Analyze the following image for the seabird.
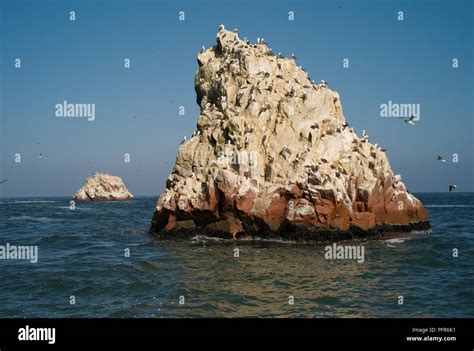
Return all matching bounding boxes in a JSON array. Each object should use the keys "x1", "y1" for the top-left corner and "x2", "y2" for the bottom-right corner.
[
  {"x1": 180, "y1": 136, "x2": 186, "y2": 145},
  {"x1": 0, "y1": 178, "x2": 7, "y2": 184},
  {"x1": 436, "y1": 155, "x2": 446, "y2": 162},
  {"x1": 320, "y1": 80, "x2": 328, "y2": 87},
  {"x1": 404, "y1": 115, "x2": 416, "y2": 125},
  {"x1": 291, "y1": 53, "x2": 297, "y2": 60},
  {"x1": 38, "y1": 153, "x2": 43, "y2": 159},
  {"x1": 448, "y1": 184, "x2": 457, "y2": 192},
  {"x1": 219, "y1": 24, "x2": 225, "y2": 31},
  {"x1": 200, "y1": 46, "x2": 205, "y2": 53},
  {"x1": 361, "y1": 129, "x2": 369, "y2": 142}
]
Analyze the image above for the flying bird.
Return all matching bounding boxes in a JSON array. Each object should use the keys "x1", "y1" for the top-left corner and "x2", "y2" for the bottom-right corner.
[
  {"x1": 436, "y1": 155, "x2": 446, "y2": 162},
  {"x1": 448, "y1": 184, "x2": 457, "y2": 192},
  {"x1": 404, "y1": 115, "x2": 416, "y2": 125},
  {"x1": 0, "y1": 178, "x2": 7, "y2": 184},
  {"x1": 38, "y1": 153, "x2": 43, "y2": 159}
]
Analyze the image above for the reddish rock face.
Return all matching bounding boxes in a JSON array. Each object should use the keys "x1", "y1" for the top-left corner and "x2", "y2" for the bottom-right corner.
[{"x1": 149, "y1": 27, "x2": 429, "y2": 241}]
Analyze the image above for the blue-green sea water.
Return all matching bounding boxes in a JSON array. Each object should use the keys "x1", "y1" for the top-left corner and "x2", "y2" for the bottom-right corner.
[{"x1": 0, "y1": 193, "x2": 472, "y2": 317}]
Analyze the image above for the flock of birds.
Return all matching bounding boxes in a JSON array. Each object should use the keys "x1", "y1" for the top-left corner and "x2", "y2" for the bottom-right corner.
[
  {"x1": 186, "y1": 27, "x2": 460, "y2": 194},
  {"x1": 0, "y1": 26, "x2": 459, "y2": 195},
  {"x1": 402, "y1": 115, "x2": 456, "y2": 191}
]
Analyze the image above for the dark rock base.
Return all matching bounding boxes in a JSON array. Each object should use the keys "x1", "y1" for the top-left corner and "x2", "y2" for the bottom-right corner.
[{"x1": 149, "y1": 221, "x2": 431, "y2": 243}]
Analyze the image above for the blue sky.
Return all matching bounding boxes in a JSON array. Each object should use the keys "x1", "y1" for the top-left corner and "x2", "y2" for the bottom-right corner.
[{"x1": 1, "y1": 0, "x2": 472, "y2": 197}]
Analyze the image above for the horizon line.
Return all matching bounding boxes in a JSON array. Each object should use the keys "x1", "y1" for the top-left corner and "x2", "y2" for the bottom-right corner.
[{"x1": 1, "y1": 192, "x2": 473, "y2": 199}]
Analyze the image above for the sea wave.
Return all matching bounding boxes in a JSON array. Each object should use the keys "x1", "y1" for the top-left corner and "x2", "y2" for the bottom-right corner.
[
  {"x1": 57, "y1": 206, "x2": 92, "y2": 211},
  {"x1": 425, "y1": 205, "x2": 474, "y2": 208},
  {"x1": 8, "y1": 216, "x2": 59, "y2": 222},
  {"x1": 384, "y1": 238, "x2": 405, "y2": 244},
  {"x1": 0, "y1": 200, "x2": 57, "y2": 204}
]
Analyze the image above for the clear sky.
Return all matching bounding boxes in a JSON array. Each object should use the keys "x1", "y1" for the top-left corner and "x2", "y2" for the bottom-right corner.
[{"x1": 1, "y1": 0, "x2": 472, "y2": 197}]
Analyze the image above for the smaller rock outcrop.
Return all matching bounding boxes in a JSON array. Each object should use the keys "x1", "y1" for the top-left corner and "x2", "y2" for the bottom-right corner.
[{"x1": 73, "y1": 173, "x2": 133, "y2": 201}]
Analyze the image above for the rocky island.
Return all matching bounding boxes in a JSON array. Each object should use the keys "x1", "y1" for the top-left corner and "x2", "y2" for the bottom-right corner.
[
  {"x1": 150, "y1": 26, "x2": 429, "y2": 241},
  {"x1": 73, "y1": 173, "x2": 133, "y2": 201}
]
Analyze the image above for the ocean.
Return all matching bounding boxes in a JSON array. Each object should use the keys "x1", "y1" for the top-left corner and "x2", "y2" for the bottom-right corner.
[{"x1": 0, "y1": 193, "x2": 473, "y2": 318}]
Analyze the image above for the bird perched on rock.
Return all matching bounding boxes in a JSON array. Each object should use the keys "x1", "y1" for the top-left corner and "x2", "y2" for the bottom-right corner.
[
  {"x1": 320, "y1": 80, "x2": 328, "y2": 88},
  {"x1": 362, "y1": 129, "x2": 368, "y2": 142},
  {"x1": 291, "y1": 53, "x2": 297, "y2": 61},
  {"x1": 436, "y1": 155, "x2": 446, "y2": 162},
  {"x1": 219, "y1": 24, "x2": 225, "y2": 31},
  {"x1": 180, "y1": 136, "x2": 186, "y2": 145}
]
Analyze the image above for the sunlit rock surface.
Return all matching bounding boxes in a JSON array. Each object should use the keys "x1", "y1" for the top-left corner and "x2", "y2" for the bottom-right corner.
[{"x1": 73, "y1": 173, "x2": 133, "y2": 201}]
